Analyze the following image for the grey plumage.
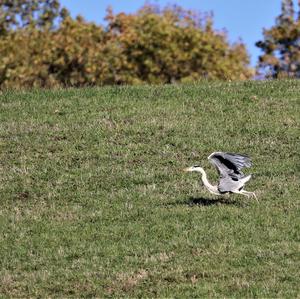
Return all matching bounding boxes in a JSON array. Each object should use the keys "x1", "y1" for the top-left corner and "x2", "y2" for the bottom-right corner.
[
  {"x1": 184, "y1": 152, "x2": 258, "y2": 201},
  {"x1": 208, "y1": 152, "x2": 251, "y2": 193}
]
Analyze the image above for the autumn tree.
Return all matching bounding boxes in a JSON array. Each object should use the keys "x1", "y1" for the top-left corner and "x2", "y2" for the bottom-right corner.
[
  {"x1": 105, "y1": 5, "x2": 253, "y2": 84},
  {"x1": 256, "y1": 0, "x2": 300, "y2": 78},
  {"x1": 0, "y1": 15, "x2": 112, "y2": 88},
  {"x1": 0, "y1": 0, "x2": 70, "y2": 87},
  {"x1": 0, "y1": 2, "x2": 253, "y2": 88},
  {"x1": 0, "y1": 0, "x2": 69, "y2": 35}
]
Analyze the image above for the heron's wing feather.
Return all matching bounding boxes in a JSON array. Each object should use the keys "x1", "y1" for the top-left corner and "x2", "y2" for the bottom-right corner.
[
  {"x1": 208, "y1": 156, "x2": 231, "y2": 178},
  {"x1": 208, "y1": 152, "x2": 252, "y2": 179},
  {"x1": 218, "y1": 176, "x2": 240, "y2": 192}
]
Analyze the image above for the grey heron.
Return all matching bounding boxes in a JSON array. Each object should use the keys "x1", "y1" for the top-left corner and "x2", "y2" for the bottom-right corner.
[{"x1": 184, "y1": 152, "x2": 258, "y2": 201}]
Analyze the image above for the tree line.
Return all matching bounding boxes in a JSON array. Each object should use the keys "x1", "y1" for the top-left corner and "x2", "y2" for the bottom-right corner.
[{"x1": 0, "y1": 0, "x2": 299, "y2": 88}]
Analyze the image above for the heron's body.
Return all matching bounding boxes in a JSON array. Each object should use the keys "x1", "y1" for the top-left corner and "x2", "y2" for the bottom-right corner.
[{"x1": 184, "y1": 152, "x2": 257, "y2": 201}]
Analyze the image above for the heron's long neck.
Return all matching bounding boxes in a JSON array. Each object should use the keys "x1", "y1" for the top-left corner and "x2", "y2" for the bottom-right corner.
[{"x1": 197, "y1": 168, "x2": 218, "y2": 193}]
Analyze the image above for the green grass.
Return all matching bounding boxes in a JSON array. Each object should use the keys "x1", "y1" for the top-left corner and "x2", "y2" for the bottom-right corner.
[{"x1": 0, "y1": 80, "x2": 299, "y2": 298}]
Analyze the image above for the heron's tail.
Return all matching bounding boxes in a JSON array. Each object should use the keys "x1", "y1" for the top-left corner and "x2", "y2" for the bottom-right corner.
[{"x1": 241, "y1": 174, "x2": 252, "y2": 184}]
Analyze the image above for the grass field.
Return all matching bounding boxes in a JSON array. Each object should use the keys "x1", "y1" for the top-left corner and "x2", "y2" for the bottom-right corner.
[{"x1": 0, "y1": 80, "x2": 299, "y2": 298}]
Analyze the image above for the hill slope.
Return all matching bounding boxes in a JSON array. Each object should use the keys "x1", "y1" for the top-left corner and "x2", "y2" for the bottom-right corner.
[{"x1": 0, "y1": 80, "x2": 299, "y2": 297}]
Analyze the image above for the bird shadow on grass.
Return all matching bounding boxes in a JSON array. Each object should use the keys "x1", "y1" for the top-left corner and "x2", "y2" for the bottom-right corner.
[{"x1": 165, "y1": 196, "x2": 244, "y2": 207}]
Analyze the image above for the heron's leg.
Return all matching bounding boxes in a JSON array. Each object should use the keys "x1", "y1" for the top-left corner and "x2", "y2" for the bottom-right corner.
[
  {"x1": 241, "y1": 190, "x2": 259, "y2": 202},
  {"x1": 252, "y1": 192, "x2": 258, "y2": 202},
  {"x1": 238, "y1": 191, "x2": 250, "y2": 198}
]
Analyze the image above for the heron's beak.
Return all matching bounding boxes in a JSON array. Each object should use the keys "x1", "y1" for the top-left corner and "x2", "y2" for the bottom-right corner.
[{"x1": 183, "y1": 167, "x2": 192, "y2": 172}]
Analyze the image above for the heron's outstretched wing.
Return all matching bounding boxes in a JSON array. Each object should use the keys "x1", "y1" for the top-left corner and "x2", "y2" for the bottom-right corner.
[{"x1": 208, "y1": 152, "x2": 252, "y2": 179}]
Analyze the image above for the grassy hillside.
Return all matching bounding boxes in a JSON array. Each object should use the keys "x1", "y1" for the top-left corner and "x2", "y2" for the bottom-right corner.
[{"x1": 0, "y1": 80, "x2": 299, "y2": 298}]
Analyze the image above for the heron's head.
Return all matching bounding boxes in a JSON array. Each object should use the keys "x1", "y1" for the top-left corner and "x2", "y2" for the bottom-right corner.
[{"x1": 183, "y1": 165, "x2": 203, "y2": 172}]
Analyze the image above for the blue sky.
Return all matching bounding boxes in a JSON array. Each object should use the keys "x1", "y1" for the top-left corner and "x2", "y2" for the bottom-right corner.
[{"x1": 59, "y1": 1, "x2": 282, "y2": 66}]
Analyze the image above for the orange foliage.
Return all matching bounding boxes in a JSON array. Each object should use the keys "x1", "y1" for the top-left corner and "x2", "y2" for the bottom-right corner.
[{"x1": 0, "y1": 3, "x2": 253, "y2": 88}]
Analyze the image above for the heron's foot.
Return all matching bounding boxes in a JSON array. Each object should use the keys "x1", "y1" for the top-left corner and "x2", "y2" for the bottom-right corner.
[
  {"x1": 238, "y1": 190, "x2": 259, "y2": 203},
  {"x1": 252, "y1": 192, "x2": 258, "y2": 202}
]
